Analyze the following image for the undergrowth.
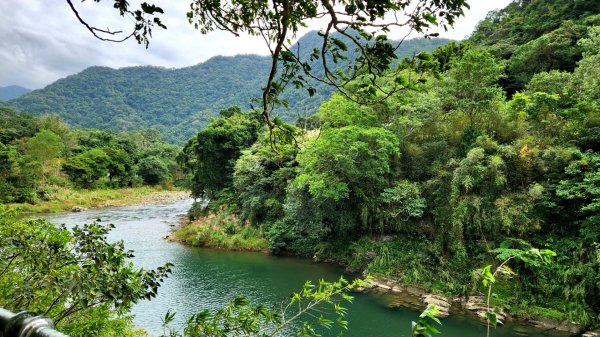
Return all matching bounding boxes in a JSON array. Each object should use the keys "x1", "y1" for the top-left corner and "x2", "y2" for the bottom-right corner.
[{"x1": 175, "y1": 205, "x2": 268, "y2": 252}]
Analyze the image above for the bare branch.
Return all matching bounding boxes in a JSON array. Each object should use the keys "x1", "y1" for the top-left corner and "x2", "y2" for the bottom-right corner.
[{"x1": 66, "y1": 0, "x2": 133, "y2": 42}]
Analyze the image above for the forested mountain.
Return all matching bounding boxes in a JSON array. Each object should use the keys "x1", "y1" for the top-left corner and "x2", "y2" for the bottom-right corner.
[
  {"x1": 468, "y1": 0, "x2": 600, "y2": 94},
  {"x1": 7, "y1": 32, "x2": 450, "y2": 144},
  {"x1": 0, "y1": 85, "x2": 30, "y2": 101}
]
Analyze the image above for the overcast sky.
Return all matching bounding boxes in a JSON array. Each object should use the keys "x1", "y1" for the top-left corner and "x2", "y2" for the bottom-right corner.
[{"x1": 0, "y1": 1, "x2": 511, "y2": 89}]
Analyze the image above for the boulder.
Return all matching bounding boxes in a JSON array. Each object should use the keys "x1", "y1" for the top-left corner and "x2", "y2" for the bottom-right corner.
[
  {"x1": 422, "y1": 294, "x2": 451, "y2": 318},
  {"x1": 71, "y1": 206, "x2": 87, "y2": 212},
  {"x1": 528, "y1": 319, "x2": 580, "y2": 334},
  {"x1": 464, "y1": 296, "x2": 507, "y2": 324}
]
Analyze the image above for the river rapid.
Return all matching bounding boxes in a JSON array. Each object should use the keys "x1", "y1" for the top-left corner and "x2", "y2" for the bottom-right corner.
[{"x1": 43, "y1": 199, "x2": 570, "y2": 337}]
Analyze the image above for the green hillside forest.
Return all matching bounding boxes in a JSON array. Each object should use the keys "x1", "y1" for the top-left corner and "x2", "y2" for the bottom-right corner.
[
  {"x1": 174, "y1": 0, "x2": 600, "y2": 330},
  {"x1": 6, "y1": 32, "x2": 450, "y2": 144},
  {"x1": 2, "y1": 0, "x2": 600, "y2": 337}
]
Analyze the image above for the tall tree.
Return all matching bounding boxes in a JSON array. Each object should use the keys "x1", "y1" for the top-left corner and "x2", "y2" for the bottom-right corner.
[
  {"x1": 442, "y1": 49, "x2": 505, "y2": 128},
  {"x1": 179, "y1": 109, "x2": 262, "y2": 198},
  {"x1": 26, "y1": 130, "x2": 64, "y2": 185}
]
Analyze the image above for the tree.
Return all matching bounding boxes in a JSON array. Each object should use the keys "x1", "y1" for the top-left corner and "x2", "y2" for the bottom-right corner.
[
  {"x1": 442, "y1": 49, "x2": 505, "y2": 128},
  {"x1": 233, "y1": 132, "x2": 297, "y2": 226},
  {"x1": 506, "y1": 20, "x2": 585, "y2": 92},
  {"x1": 179, "y1": 109, "x2": 262, "y2": 198},
  {"x1": 103, "y1": 147, "x2": 135, "y2": 187},
  {"x1": 571, "y1": 26, "x2": 600, "y2": 105},
  {"x1": 296, "y1": 126, "x2": 398, "y2": 202},
  {"x1": 62, "y1": 148, "x2": 110, "y2": 188},
  {"x1": 0, "y1": 206, "x2": 172, "y2": 336},
  {"x1": 137, "y1": 156, "x2": 170, "y2": 185},
  {"x1": 26, "y1": 130, "x2": 64, "y2": 184},
  {"x1": 0, "y1": 108, "x2": 38, "y2": 144},
  {"x1": 293, "y1": 125, "x2": 399, "y2": 238},
  {"x1": 67, "y1": 0, "x2": 470, "y2": 145}
]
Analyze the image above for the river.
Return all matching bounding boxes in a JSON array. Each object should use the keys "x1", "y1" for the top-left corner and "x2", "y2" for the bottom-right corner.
[{"x1": 43, "y1": 199, "x2": 570, "y2": 337}]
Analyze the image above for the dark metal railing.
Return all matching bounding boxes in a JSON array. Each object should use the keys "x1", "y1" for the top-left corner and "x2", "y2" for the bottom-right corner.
[{"x1": 0, "y1": 308, "x2": 69, "y2": 337}]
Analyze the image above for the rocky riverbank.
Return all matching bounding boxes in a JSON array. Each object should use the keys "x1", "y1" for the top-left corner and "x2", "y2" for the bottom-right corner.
[
  {"x1": 171, "y1": 206, "x2": 589, "y2": 336},
  {"x1": 356, "y1": 277, "x2": 582, "y2": 334}
]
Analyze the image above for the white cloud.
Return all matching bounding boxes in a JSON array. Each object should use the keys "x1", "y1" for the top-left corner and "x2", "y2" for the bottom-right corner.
[{"x1": 0, "y1": 0, "x2": 512, "y2": 89}]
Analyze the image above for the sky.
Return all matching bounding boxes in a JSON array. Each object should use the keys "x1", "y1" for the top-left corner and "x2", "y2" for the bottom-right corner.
[{"x1": 0, "y1": 1, "x2": 511, "y2": 89}]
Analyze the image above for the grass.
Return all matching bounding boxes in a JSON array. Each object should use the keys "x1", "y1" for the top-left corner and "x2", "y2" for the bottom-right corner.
[
  {"x1": 175, "y1": 206, "x2": 268, "y2": 252},
  {"x1": 7, "y1": 185, "x2": 188, "y2": 213}
]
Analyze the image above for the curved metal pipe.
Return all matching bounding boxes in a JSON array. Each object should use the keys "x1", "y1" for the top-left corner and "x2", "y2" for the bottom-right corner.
[{"x1": 0, "y1": 308, "x2": 69, "y2": 337}]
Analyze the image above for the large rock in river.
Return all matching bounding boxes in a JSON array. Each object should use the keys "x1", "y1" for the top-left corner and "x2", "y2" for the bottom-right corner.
[{"x1": 422, "y1": 294, "x2": 451, "y2": 318}]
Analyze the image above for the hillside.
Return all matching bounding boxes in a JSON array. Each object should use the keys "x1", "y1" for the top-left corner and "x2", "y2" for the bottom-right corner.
[
  {"x1": 468, "y1": 0, "x2": 600, "y2": 93},
  {"x1": 0, "y1": 85, "x2": 30, "y2": 101},
  {"x1": 7, "y1": 32, "x2": 450, "y2": 143}
]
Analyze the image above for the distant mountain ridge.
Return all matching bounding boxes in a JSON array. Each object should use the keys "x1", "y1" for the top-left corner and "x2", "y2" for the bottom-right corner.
[
  {"x1": 7, "y1": 32, "x2": 451, "y2": 143},
  {"x1": 0, "y1": 85, "x2": 30, "y2": 101}
]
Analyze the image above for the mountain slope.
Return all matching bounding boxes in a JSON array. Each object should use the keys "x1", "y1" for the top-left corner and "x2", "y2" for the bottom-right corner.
[
  {"x1": 0, "y1": 85, "x2": 31, "y2": 101},
  {"x1": 469, "y1": 0, "x2": 600, "y2": 93},
  {"x1": 8, "y1": 33, "x2": 450, "y2": 143}
]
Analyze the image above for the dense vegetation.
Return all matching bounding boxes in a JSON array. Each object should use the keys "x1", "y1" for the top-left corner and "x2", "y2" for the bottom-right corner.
[
  {"x1": 0, "y1": 206, "x2": 171, "y2": 336},
  {"x1": 177, "y1": 0, "x2": 600, "y2": 328},
  {"x1": 471, "y1": 0, "x2": 600, "y2": 94},
  {"x1": 3, "y1": 0, "x2": 600, "y2": 335},
  {"x1": 5, "y1": 32, "x2": 450, "y2": 144},
  {"x1": 0, "y1": 107, "x2": 182, "y2": 205}
]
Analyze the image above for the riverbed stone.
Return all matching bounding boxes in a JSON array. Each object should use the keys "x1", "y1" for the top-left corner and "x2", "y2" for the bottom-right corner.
[
  {"x1": 390, "y1": 285, "x2": 402, "y2": 293},
  {"x1": 464, "y1": 296, "x2": 507, "y2": 324},
  {"x1": 422, "y1": 294, "x2": 451, "y2": 317},
  {"x1": 528, "y1": 319, "x2": 580, "y2": 334},
  {"x1": 404, "y1": 286, "x2": 426, "y2": 297},
  {"x1": 368, "y1": 278, "x2": 394, "y2": 290},
  {"x1": 388, "y1": 294, "x2": 423, "y2": 309},
  {"x1": 71, "y1": 206, "x2": 87, "y2": 212}
]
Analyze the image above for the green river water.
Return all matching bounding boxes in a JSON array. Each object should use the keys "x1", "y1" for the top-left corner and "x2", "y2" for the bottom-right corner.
[{"x1": 44, "y1": 199, "x2": 571, "y2": 337}]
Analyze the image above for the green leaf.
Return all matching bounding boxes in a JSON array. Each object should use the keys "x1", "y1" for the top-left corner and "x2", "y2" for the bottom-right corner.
[{"x1": 485, "y1": 311, "x2": 498, "y2": 328}]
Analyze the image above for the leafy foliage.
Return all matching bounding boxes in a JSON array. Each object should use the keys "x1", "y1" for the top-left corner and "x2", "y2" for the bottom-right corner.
[
  {"x1": 177, "y1": 2, "x2": 600, "y2": 325},
  {"x1": 469, "y1": 0, "x2": 600, "y2": 94},
  {"x1": 0, "y1": 108, "x2": 183, "y2": 203},
  {"x1": 0, "y1": 206, "x2": 172, "y2": 336},
  {"x1": 159, "y1": 277, "x2": 365, "y2": 337},
  {"x1": 479, "y1": 240, "x2": 556, "y2": 336},
  {"x1": 137, "y1": 156, "x2": 170, "y2": 185},
  {"x1": 411, "y1": 305, "x2": 442, "y2": 337},
  {"x1": 179, "y1": 108, "x2": 262, "y2": 198}
]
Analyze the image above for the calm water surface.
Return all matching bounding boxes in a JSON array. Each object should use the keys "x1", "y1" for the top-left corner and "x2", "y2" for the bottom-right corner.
[{"x1": 44, "y1": 199, "x2": 570, "y2": 337}]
